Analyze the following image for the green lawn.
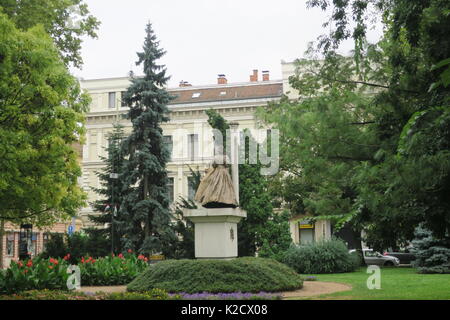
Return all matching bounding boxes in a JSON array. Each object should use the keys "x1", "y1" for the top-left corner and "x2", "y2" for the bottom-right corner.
[{"x1": 301, "y1": 267, "x2": 450, "y2": 300}]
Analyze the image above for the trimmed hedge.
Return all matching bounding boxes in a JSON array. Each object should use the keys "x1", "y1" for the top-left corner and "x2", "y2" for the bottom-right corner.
[
  {"x1": 127, "y1": 257, "x2": 303, "y2": 293},
  {"x1": 282, "y1": 238, "x2": 360, "y2": 274}
]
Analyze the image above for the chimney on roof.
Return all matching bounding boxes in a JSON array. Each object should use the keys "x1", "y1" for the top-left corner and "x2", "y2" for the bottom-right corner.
[
  {"x1": 179, "y1": 80, "x2": 192, "y2": 87},
  {"x1": 262, "y1": 70, "x2": 270, "y2": 81},
  {"x1": 217, "y1": 74, "x2": 227, "y2": 85},
  {"x1": 250, "y1": 69, "x2": 258, "y2": 82}
]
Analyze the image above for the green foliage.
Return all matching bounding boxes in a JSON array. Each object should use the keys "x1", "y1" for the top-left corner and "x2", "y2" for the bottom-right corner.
[
  {"x1": 411, "y1": 227, "x2": 450, "y2": 274},
  {"x1": 0, "y1": 257, "x2": 69, "y2": 294},
  {"x1": 119, "y1": 23, "x2": 177, "y2": 255},
  {"x1": 40, "y1": 232, "x2": 110, "y2": 263},
  {"x1": 0, "y1": 289, "x2": 171, "y2": 300},
  {"x1": 104, "y1": 289, "x2": 170, "y2": 300},
  {"x1": 127, "y1": 257, "x2": 303, "y2": 294},
  {"x1": 89, "y1": 123, "x2": 127, "y2": 253},
  {"x1": 0, "y1": 0, "x2": 100, "y2": 67},
  {"x1": 259, "y1": 0, "x2": 450, "y2": 251},
  {"x1": 79, "y1": 253, "x2": 148, "y2": 286},
  {"x1": 282, "y1": 238, "x2": 360, "y2": 274},
  {"x1": 0, "y1": 13, "x2": 88, "y2": 226}
]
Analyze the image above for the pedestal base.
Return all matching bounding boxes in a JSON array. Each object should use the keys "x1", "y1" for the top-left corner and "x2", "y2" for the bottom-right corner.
[{"x1": 184, "y1": 207, "x2": 247, "y2": 259}]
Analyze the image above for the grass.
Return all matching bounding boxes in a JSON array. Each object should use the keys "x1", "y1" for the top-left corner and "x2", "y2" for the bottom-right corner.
[{"x1": 298, "y1": 267, "x2": 450, "y2": 300}]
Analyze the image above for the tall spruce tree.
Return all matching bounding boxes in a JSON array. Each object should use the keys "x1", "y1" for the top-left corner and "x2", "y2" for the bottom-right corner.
[
  {"x1": 88, "y1": 123, "x2": 126, "y2": 253},
  {"x1": 119, "y1": 22, "x2": 176, "y2": 255}
]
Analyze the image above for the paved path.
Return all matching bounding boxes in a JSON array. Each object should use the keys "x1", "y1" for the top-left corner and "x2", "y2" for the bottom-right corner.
[
  {"x1": 77, "y1": 281, "x2": 352, "y2": 299},
  {"x1": 280, "y1": 281, "x2": 352, "y2": 299}
]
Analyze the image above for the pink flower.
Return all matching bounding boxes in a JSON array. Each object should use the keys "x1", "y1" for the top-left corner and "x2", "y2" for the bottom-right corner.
[
  {"x1": 118, "y1": 253, "x2": 124, "y2": 259},
  {"x1": 127, "y1": 249, "x2": 132, "y2": 253}
]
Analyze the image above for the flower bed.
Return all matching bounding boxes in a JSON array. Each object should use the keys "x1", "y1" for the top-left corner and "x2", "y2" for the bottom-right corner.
[
  {"x1": 0, "y1": 289, "x2": 281, "y2": 300},
  {"x1": 0, "y1": 251, "x2": 149, "y2": 294}
]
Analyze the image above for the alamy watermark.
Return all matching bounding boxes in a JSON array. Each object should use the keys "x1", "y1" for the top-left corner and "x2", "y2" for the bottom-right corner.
[
  {"x1": 366, "y1": 265, "x2": 381, "y2": 290},
  {"x1": 66, "y1": 265, "x2": 81, "y2": 290},
  {"x1": 169, "y1": 121, "x2": 279, "y2": 176}
]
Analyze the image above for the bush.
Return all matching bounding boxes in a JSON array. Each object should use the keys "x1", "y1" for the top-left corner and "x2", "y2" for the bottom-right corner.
[
  {"x1": 0, "y1": 252, "x2": 149, "y2": 293},
  {"x1": 0, "y1": 257, "x2": 69, "y2": 294},
  {"x1": 79, "y1": 253, "x2": 148, "y2": 286},
  {"x1": 411, "y1": 227, "x2": 450, "y2": 274},
  {"x1": 127, "y1": 257, "x2": 303, "y2": 293},
  {"x1": 40, "y1": 232, "x2": 110, "y2": 264},
  {"x1": 281, "y1": 238, "x2": 360, "y2": 274}
]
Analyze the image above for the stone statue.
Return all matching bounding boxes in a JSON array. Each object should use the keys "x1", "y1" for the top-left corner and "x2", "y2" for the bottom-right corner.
[{"x1": 194, "y1": 154, "x2": 238, "y2": 208}]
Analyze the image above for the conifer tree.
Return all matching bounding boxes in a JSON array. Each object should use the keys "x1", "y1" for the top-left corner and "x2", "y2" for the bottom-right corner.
[
  {"x1": 119, "y1": 22, "x2": 176, "y2": 255},
  {"x1": 88, "y1": 123, "x2": 126, "y2": 253}
]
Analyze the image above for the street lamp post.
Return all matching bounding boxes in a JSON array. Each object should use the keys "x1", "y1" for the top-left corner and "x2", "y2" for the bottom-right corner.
[{"x1": 109, "y1": 172, "x2": 119, "y2": 254}]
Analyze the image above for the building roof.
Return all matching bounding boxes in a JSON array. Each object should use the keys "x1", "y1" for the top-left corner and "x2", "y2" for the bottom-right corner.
[{"x1": 168, "y1": 81, "x2": 283, "y2": 105}]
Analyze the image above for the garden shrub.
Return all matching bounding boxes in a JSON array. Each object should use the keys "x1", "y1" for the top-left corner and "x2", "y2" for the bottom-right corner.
[
  {"x1": 40, "y1": 232, "x2": 110, "y2": 264},
  {"x1": 281, "y1": 238, "x2": 360, "y2": 274},
  {"x1": 127, "y1": 257, "x2": 303, "y2": 293},
  {"x1": 0, "y1": 257, "x2": 69, "y2": 294},
  {"x1": 411, "y1": 227, "x2": 450, "y2": 274},
  {"x1": 79, "y1": 253, "x2": 148, "y2": 286},
  {"x1": 0, "y1": 252, "x2": 149, "y2": 293}
]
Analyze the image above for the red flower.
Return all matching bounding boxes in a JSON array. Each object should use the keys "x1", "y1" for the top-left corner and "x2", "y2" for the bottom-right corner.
[
  {"x1": 17, "y1": 261, "x2": 24, "y2": 268},
  {"x1": 63, "y1": 254, "x2": 71, "y2": 261},
  {"x1": 138, "y1": 254, "x2": 145, "y2": 260},
  {"x1": 81, "y1": 257, "x2": 85, "y2": 263},
  {"x1": 127, "y1": 249, "x2": 132, "y2": 253},
  {"x1": 26, "y1": 260, "x2": 33, "y2": 268},
  {"x1": 118, "y1": 253, "x2": 124, "y2": 259},
  {"x1": 23, "y1": 269, "x2": 29, "y2": 274}
]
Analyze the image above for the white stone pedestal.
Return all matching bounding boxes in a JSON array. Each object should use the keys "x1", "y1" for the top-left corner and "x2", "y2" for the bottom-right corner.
[{"x1": 184, "y1": 207, "x2": 247, "y2": 259}]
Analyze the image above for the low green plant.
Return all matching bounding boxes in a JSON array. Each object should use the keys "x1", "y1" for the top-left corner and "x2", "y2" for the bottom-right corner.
[
  {"x1": 0, "y1": 252, "x2": 149, "y2": 293},
  {"x1": 282, "y1": 238, "x2": 360, "y2": 274},
  {"x1": 127, "y1": 257, "x2": 303, "y2": 293},
  {"x1": 79, "y1": 252, "x2": 148, "y2": 286},
  {"x1": 106, "y1": 289, "x2": 171, "y2": 300},
  {"x1": 0, "y1": 257, "x2": 70, "y2": 294}
]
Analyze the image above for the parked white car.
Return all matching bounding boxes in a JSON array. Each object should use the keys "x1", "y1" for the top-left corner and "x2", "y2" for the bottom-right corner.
[{"x1": 349, "y1": 249, "x2": 400, "y2": 267}]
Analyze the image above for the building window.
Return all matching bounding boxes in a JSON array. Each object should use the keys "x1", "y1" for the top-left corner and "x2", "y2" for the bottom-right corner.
[
  {"x1": 6, "y1": 233, "x2": 15, "y2": 256},
  {"x1": 108, "y1": 92, "x2": 116, "y2": 109},
  {"x1": 167, "y1": 177, "x2": 174, "y2": 203},
  {"x1": 121, "y1": 91, "x2": 127, "y2": 107},
  {"x1": 188, "y1": 176, "x2": 197, "y2": 200},
  {"x1": 31, "y1": 233, "x2": 38, "y2": 256},
  {"x1": 163, "y1": 135, "x2": 173, "y2": 160},
  {"x1": 43, "y1": 233, "x2": 49, "y2": 252},
  {"x1": 188, "y1": 134, "x2": 198, "y2": 160}
]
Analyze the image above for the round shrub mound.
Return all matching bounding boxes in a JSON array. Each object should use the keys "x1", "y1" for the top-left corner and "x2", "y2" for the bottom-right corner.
[
  {"x1": 282, "y1": 238, "x2": 360, "y2": 274},
  {"x1": 127, "y1": 257, "x2": 303, "y2": 293}
]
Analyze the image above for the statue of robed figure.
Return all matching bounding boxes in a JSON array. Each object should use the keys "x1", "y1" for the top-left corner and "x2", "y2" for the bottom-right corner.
[{"x1": 194, "y1": 154, "x2": 238, "y2": 208}]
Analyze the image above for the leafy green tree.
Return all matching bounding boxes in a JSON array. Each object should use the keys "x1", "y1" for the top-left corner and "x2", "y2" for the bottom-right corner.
[
  {"x1": 119, "y1": 22, "x2": 177, "y2": 255},
  {"x1": 0, "y1": 13, "x2": 88, "y2": 226},
  {"x1": 206, "y1": 109, "x2": 292, "y2": 257},
  {"x1": 88, "y1": 123, "x2": 126, "y2": 254},
  {"x1": 0, "y1": 0, "x2": 100, "y2": 67},
  {"x1": 259, "y1": 0, "x2": 450, "y2": 250}
]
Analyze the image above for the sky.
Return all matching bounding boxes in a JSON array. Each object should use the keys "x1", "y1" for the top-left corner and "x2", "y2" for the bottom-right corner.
[{"x1": 71, "y1": 0, "x2": 383, "y2": 88}]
